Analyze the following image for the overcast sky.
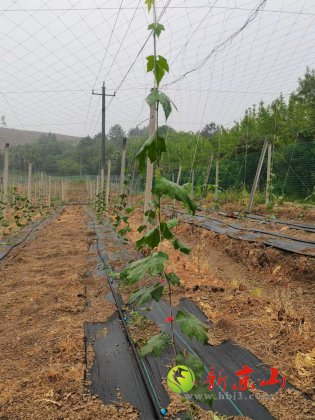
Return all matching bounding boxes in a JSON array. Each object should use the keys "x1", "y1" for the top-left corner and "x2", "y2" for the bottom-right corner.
[{"x1": 0, "y1": 0, "x2": 314, "y2": 138}]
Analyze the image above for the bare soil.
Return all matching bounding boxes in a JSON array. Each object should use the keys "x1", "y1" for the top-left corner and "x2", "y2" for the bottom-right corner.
[{"x1": 0, "y1": 205, "x2": 138, "y2": 419}]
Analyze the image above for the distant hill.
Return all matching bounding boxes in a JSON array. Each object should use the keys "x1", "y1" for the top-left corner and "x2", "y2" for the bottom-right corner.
[{"x1": 0, "y1": 127, "x2": 81, "y2": 147}]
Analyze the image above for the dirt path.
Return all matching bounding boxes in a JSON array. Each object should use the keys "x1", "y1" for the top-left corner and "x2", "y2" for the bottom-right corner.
[{"x1": 0, "y1": 205, "x2": 137, "y2": 419}]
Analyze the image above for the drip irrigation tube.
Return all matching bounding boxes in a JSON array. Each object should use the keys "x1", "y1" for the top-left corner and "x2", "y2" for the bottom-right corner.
[
  {"x1": 0, "y1": 207, "x2": 64, "y2": 262},
  {"x1": 87, "y1": 209, "x2": 164, "y2": 419}
]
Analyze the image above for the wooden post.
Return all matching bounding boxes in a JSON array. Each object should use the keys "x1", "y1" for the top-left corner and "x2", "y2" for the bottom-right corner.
[
  {"x1": 100, "y1": 168, "x2": 104, "y2": 193},
  {"x1": 266, "y1": 142, "x2": 272, "y2": 204},
  {"x1": 144, "y1": 97, "x2": 156, "y2": 214},
  {"x1": 61, "y1": 180, "x2": 65, "y2": 201},
  {"x1": 48, "y1": 176, "x2": 51, "y2": 208},
  {"x1": 247, "y1": 137, "x2": 268, "y2": 213},
  {"x1": 214, "y1": 158, "x2": 219, "y2": 201},
  {"x1": 119, "y1": 137, "x2": 127, "y2": 194},
  {"x1": 2, "y1": 143, "x2": 9, "y2": 219},
  {"x1": 204, "y1": 154, "x2": 213, "y2": 185},
  {"x1": 96, "y1": 175, "x2": 99, "y2": 195},
  {"x1": 27, "y1": 161, "x2": 32, "y2": 202},
  {"x1": 105, "y1": 159, "x2": 111, "y2": 208},
  {"x1": 40, "y1": 171, "x2": 44, "y2": 195},
  {"x1": 191, "y1": 169, "x2": 195, "y2": 198},
  {"x1": 176, "y1": 165, "x2": 182, "y2": 185}
]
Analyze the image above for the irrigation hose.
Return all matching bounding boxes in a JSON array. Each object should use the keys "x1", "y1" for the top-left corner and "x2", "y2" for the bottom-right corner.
[
  {"x1": 0, "y1": 206, "x2": 64, "y2": 262},
  {"x1": 87, "y1": 209, "x2": 165, "y2": 419}
]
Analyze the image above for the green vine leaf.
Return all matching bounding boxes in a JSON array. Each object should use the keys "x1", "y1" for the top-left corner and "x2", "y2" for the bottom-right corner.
[
  {"x1": 145, "y1": 0, "x2": 154, "y2": 12},
  {"x1": 128, "y1": 283, "x2": 164, "y2": 307},
  {"x1": 120, "y1": 251, "x2": 168, "y2": 284},
  {"x1": 136, "y1": 226, "x2": 160, "y2": 249},
  {"x1": 175, "y1": 310, "x2": 208, "y2": 344},
  {"x1": 145, "y1": 209, "x2": 156, "y2": 224},
  {"x1": 140, "y1": 332, "x2": 171, "y2": 357},
  {"x1": 153, "y1": 176, "x2": 197, "y2": 214},
  {"x1": 173, "y1": 238, "x2": 191, "y2": 254},
  {"x1": 136, "y1": 133, "x2": 166, "y2": 173},
  {"x1": 118, "y1": 226, "x2": 131, "y2": 236},
  {"x1": 148, "y1": 22, "x2": 165, "y2": 37},
  {"x1": 146, "y1": 90, "x2": 176, "y2": 120},
  {"x1": 175, "y1": 352, "x2": 204, "y2": 379},
  {"x1": 136, "y1": 219, "x2": 178, "y2": 250},
  {"x1": 166, "y1": 272, "x2": 180, "y2": 286},
  {"x1": 146, "y1": 55, "x2": 169, "y2": 86}
]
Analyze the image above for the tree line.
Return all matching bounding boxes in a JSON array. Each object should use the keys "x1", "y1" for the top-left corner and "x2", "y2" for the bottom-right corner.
[{"x1": 4, "y1": 68, "x2": 314, "y2": 199}]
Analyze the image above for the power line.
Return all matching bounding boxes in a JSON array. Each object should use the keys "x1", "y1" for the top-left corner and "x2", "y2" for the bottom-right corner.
[{"x1": 0, "y1": 6, "x2": 314, "y2": 17}]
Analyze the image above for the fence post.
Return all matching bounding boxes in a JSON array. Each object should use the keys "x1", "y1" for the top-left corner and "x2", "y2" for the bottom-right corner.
[
  {"x1": 204, "y1": 154, "x2": 213, "y2": 185},
  {"x1": 27, "y1": 161, "x2": 32, "y2": 202},
  {"x1": 61, "y1": 180, "x2": 65, "y2": 201},
  {"x1": 214, "y1": 158, "x2": 219, "y2": 201},
  {"x1": 48, "y1": 176, "x2": 51, "y2": 208},
  {"x1": 2, "y1": 143, "x2": 9, "y2": 219},
  {"x1": 191, "y1": 169, "x2": 195, "y2": 198},
  {"x1": 247, "y1": 137, "x2": 268, "y2": 213},
  {"x1": 266, "y1": 142, "x2": 272, "y2": 204},
  {"x1": 176, "y1": 165, "x2": 182, "y2": 185},
  {"x1": 105, "y1": 159, "x2": 111, "y2": 209},
  {"x1": 100, "y1": 168, "x2": 104, "y2": 194},
  {"x1": 119, "y1": 137, "x2": 127, "y2": 194}
]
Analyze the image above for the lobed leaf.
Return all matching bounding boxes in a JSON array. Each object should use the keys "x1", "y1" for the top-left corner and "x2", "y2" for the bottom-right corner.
[
  {"x1": 136, "y1": 226, "x2": 160, "y2": 250},
  {"x1": 148, "y1": 22, "x2": 165, "y2": 37},
  {"x1": 120, "y1": 251, "x2": 168, "y2": 285},
  {"x1": 140, "y1": 332, "x2": 171, "y2": 357},
  {"x1": 136, "y1": 219, "x2": 178, "y2": 250},
  {"x1": 173, "y1": 238, "x2": 191, "y2": 254},
  {"x1": 146, "y1": 90, "x2": 176, "y2": 120},
  {"x1": 136, "y1": 133, "x2": 166, "y2": 174},
  {"x1": 165, "y1": 272, "x2": 180, "y2": 286},
  {"x1": 145, "y1": 0, "x2": 154, "y2": 12},
  {"x1": 128, "y1": 283, "x2": 164, "y2": 307},
  {"x1": 153, "y1": 176, "x2": 197, "y2": 214},
  {"x1": 175, "y1": 310, "x2": 208, "y2": 344},
  {"x1": 146, "y1": 55, "x2": 169, "y2": 86}
]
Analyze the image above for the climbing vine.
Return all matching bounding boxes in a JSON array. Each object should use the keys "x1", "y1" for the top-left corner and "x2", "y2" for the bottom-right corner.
[{"x1": 119, "y1": 0, "x2": 213, "y2": 407}]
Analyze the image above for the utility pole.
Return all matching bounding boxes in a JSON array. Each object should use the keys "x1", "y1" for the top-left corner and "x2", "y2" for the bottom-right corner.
[{"x1": 92, "y1": 82, "x2": 115, "y2": 181}]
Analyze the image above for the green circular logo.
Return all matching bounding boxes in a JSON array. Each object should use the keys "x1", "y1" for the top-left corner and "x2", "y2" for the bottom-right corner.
[{"x1": 167, "y1": 365, "x2": 195, "y2": 394}]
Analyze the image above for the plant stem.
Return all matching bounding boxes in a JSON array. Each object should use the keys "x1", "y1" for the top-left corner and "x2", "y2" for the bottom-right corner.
[{"x1": 166, "y1": 275, "x2": 177, "y2": 356}]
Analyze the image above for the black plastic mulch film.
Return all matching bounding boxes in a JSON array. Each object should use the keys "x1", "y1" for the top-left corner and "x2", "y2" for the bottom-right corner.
[{"x1": 175, "y1": 210, "x2": 315, "y2": 257}]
